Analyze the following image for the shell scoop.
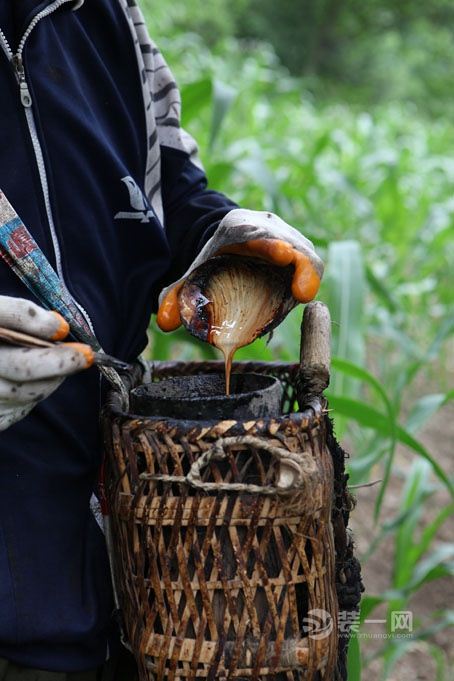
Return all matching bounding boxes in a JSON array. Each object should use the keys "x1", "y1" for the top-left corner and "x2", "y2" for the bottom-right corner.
[{"x1": 178, "y1": 255, "x2": 296, "y2": 393}]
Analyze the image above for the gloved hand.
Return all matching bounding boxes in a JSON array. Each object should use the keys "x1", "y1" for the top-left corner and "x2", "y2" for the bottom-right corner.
[
  {"x1": 0, "y1": 296, "x2": 94, "y2": 431},
  {"x1": 157, "y1": 209, "x2": 324, "y2": 331}
]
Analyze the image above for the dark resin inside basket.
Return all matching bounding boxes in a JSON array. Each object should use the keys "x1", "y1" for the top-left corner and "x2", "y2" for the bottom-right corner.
[{"x1": 130, "y1": 373, "x2": 283, "y2": 420}]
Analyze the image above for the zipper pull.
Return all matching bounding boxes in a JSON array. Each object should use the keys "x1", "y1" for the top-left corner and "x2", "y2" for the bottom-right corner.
[
  {"x1": 19, "y1": 81, "x2": 33, "y2": 108},
  {"x1": 12, "y1": 54, "x2": 32, "y2": 108}
]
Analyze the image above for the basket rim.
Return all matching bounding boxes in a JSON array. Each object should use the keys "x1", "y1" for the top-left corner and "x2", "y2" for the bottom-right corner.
[{"x1": 103, "y1": 359, "x2": 326, "y2": 429}]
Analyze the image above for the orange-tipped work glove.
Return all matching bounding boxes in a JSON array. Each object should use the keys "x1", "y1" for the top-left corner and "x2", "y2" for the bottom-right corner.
[
  {"x1": 157, "y1": 209, "x2": 324, "y2": 332},
  {"x1": 0, "y1": 296, "x2": 94, "y2": 431}
]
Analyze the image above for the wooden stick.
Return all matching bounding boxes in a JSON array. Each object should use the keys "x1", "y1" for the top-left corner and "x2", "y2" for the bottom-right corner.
[
  {"x1": 0, "y1": 326, "x2": 54, "y2": 349},
  {"x1": 0, "y1": 326, "x2": 132, "y2": 372}
]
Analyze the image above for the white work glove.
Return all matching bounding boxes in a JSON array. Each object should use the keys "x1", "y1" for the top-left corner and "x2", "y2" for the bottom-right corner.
[
  {"x1": 157, "y1": 209, "x2": 324, "y2": 331},
  {"x1": 0, "y1": 296, "x2": 93, "y2": 431}
]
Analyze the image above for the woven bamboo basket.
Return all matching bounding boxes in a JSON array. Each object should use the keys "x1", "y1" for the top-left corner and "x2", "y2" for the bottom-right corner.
[{"x1": 102, "y1": 303, "x2": 362, "y2": 681}]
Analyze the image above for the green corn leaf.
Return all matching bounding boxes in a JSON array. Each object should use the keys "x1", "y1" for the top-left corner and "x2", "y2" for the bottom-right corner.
[
  {"x1": 359, "y1": 595, "x2": 386, "y2": 624},
  {"x1": 380, "y1": 639, "x2": 417, "y2": 681},
  {"x1": 307, "y1": 235, "x2": 329, "y2": 249},
  {"x1": 202, "y1": 160, "x2": 234, "y2": 190},
  {"x1": 406, "y1": 545, "x2": 454, "y2": 591},
  {"x1": 331, "y1": 358, "x2": 392, "y2": 409},
  {"x1": 237, "y1": 152, "x2": 281, "y2": 210},
  {"x1": 365, "y1": 264, "x2": 399, "y2": 313},
  {"x1": 330, "y1": 357, "x2": 398, "y2": 517},
  {"x1": 323, "y1": 241, "x2": 366, "y2": 400},
  {"x1": 394, "y1": 429, "x2": 452, "y2": 497},
  {"x1": 396, "y1": 319, "x2": 454, "y2": 396},
  {"x1": 149, "y1": 325, "x2": 217, "y2": 362},
  {"x1": 400, "y1": 459, "x2": 431, "y2": 511},
  {"x1": 346, "y1": 634, "x2": 361, "y2": 681},
  {"x1": 233, "y1": 337, "x2": 275, "y2": 362},
  {"x1": 348, "y1": 442, "x2": 387, "y2": 480},
  {"x1": 180, "y1": 77, "x2": 213, "y2": 127},
  {"x1": 414, "y1": 610, "x2": 454, "y2": 641},
  {"x1": 426, "y1": 643, "x2": 447, "y2": 681},
  {"x1": 382, "y1": 500, "x2": 426, "y2": 534},
  {"x1": 298, "y1": 130, "x2": 332, "y2": 192},
  {"x1": 426, "y1": 316, "x2": 454, "y2": 361},
  {"x1": 394, "y1": 460, "x2": 430, "y2": 586},
  {"x1": 209, "y1": 79, "x2": 236, "y2": 150},
  {"x1": 411, "y1": 502, "x2": 454, "y2": 565},
  {"x1": 327, "y1": 395, "x2": 454, "y2": 497},
  {"x1": 332, "y1": 357, "x2": 397, "y2": 520},
  {"x1": 149, "y1": 327, "x2": 172, "y2": 361},
  {"x1": 406, "y1": 390, "x2": 454, "y2": 434}
]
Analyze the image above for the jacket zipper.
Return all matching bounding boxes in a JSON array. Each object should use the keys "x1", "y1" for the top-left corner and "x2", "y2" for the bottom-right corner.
[{"x1": 0, "y1": 0, "x2": 97, "y2": 336}]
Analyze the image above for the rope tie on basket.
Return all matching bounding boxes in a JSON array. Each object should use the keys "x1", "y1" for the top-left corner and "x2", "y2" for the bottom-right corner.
[{"x1": 140, "y1": 435, "x2": 316, "y2": 495}]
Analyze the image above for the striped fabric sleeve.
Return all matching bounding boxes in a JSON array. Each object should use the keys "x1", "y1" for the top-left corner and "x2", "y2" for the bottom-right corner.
[
  {"x1": 117, "y1": 0, "x2": 238, "y2": 297},
  {"x1": 118, "y1": 0, "x2": 204, "y2": 224}
]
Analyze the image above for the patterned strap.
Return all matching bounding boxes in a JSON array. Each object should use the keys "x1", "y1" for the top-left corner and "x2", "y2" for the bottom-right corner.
[
  {"x1": 0, "y1": 190, "x2": 98, "y2": 348},
  {"x1": 0, "y1": 190, "x2": 129, "y2": 403}
]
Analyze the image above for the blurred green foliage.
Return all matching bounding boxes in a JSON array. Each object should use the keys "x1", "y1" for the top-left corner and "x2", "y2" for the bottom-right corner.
[
  {"x1": 143, "y1": 0, "x2": 454, "y2": 116},
  {"x1": 237, "y1": 0, "x2": 454, "y2": 114},
  {"x1": 140, "y1": 1, "x2": 454, "y2": 678}
]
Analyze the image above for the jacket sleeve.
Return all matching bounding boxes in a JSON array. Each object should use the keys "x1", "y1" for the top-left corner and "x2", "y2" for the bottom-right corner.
[{"x1": 120, "y1": 0, "x2": 238, "y2": 287}]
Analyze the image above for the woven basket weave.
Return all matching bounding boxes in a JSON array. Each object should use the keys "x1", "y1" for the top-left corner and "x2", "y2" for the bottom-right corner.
[{"x1": 102, "y1": 359, "x2": 349, "y2": 681}]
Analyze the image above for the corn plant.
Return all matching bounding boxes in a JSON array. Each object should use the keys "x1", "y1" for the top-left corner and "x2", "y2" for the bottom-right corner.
[{"x1": 348, "y1": 460, "x2": 454, "y2": 680}]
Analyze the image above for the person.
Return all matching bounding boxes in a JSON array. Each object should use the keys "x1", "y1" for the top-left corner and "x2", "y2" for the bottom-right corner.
[{"x1": 0, "y1": 1, "x2": 323, "y2": 678}]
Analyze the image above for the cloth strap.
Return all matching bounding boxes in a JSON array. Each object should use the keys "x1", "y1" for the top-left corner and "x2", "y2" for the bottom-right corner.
[
  {"x1": 0, "y1": 190, "x2": 128, "y2": 400},
  {"x1": 0, "y1": 190, "x2": 98, "y2": 347}
]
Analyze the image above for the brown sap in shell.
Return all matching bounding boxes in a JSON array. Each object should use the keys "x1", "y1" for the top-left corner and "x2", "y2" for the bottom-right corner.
[{"x1": 178, "y1": 255, "x2": 295, "y2": 394}]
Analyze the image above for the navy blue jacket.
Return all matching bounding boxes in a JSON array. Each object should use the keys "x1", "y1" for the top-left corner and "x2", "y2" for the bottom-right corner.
[{"x1": 0, "y1": 0, "x2": 236, "y2": 671}]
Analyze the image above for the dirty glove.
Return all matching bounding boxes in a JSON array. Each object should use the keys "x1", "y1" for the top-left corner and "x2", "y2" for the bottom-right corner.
[
  {"x1": 0, "y1": 296, "x2": 94, "y2": 431},
  {"x1": 157, "y1": 209, "x2": 324, "y2": 331}
]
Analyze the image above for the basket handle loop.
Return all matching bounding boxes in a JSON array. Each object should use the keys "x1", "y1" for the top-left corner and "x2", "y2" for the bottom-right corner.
[{"x1": 142, "y1": 435, "x2": 315, "y2": 495}]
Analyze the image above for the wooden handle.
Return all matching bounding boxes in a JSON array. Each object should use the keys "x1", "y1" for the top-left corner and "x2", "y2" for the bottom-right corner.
[
  {"x1": 0, "y1": 326, "x2": 54, "y2": 349},
  {"x1": 298, "y1": 301, "x2": 331, "y2": 397}
]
